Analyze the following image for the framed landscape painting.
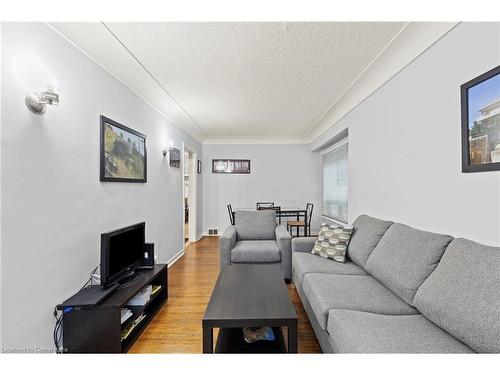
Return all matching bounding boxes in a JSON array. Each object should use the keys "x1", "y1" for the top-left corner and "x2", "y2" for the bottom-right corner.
[
  {"x1": 100, "y1": 116, "x2": 147, "y2": 182},
  {"x1": 212, "y1": 159, "x2": 251, "y2": 174},
  {"x1": 461, "y1": 65, "x2": 500, "y2": 173}
]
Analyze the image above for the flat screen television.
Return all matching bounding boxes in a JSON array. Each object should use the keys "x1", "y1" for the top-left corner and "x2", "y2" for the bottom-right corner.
[{"x1": 100, "y1": 222, "x2": 145, "y2": 287}]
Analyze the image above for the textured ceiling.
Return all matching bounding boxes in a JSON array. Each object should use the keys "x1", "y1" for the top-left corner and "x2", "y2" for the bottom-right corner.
[
  {"x1": 52, "y1": 22, "x2": 407, "y2": 141},
  {"x1": 105, "y1": 22, "x2": 405, "y2": 138}
]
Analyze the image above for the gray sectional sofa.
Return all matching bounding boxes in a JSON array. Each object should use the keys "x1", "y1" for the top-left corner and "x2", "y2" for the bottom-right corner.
[{"x1": 292, "y1": 214, "x2": 500, "y2": 353}]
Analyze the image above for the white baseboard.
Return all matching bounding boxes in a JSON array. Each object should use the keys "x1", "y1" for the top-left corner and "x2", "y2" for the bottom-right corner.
[
  {"x1": 196, "y1": 233, "x2": 204, "y2": 241},
  {"x1": 166, "y1": 248, "x2": 185, "y2": 268},
  {"x1": 202, "y1": 231, "x2": 220, "y2": 237}
]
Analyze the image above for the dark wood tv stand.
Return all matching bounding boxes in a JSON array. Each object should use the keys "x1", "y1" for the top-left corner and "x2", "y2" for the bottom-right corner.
[{"x1": 63, "y1": 264, "x2": 168, "y2": 353}]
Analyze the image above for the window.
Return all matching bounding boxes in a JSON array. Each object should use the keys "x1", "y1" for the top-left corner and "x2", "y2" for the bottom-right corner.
[{"x1": 322, "y1": 143, "x2": 348, "y2": 223}]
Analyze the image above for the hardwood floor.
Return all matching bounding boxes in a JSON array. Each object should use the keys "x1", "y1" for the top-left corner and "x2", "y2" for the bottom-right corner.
[{"x1": 129, "y1": 236, "x2": 321, "y2": 353}]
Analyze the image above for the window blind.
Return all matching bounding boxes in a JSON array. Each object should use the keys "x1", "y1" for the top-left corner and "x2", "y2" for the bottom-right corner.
[{"x1": 322, "y1": 144, "x2": 348, "y2": 223}]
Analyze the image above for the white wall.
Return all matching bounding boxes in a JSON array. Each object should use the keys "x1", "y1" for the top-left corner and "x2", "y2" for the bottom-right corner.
[
  {"x1": 332, "y1": 22, "x2": 500, "y2": 246},
  {"x1": 202, "y1": 144, "x2": 322, "y2": 234},
  {"x1": 0, "y1": 23, "x2": 203, "y2": 349},
  {"x1": 0, "y1": 22, "x2": 3, "y2": 349}
]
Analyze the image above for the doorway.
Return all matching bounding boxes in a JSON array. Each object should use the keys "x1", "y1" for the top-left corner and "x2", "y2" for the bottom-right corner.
[{"x1": 182, "y1": 144, "x2": 197, "y2": 247}]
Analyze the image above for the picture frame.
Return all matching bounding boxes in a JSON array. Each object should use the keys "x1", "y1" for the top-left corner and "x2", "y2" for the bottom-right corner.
[
  {"x1": 169, "y1": 148, "x2": 181, "y2": 168},
  {"x1": 197, "y1": 160, "x2": 202, "y2": 174},
  {"x1": 100, "y1": 116, "x2": 147, "y2": 182},
  {"x1": 212, "y1": 159, "x2": 251, "y2": 174},
  {"x1": 461, "y1": 64, "x2": 500, "y2": 173}
]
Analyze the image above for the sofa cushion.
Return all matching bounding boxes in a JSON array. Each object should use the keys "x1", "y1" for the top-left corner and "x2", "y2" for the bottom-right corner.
[
  {"x1": 234, "y1": 210, "x2": 277, "y2": 240},
  {"x1": 365, "y1": 223, "x2": 453, "y2": 305},
  {"x1": 348, "y1": 215, "x2": 393, "y2": 268},
  {"x1": 311, "y1": 223, "x2": 353, "y2": 263},
  {"x1": 327, "y1": 310, "x2": 473, "y2": 353},
  {"x1": 293, "y1": 252, "x2": 366, "y2": 284},
  {"x1": 414, "y1": 238, "x2": 500, "y2": 353},
  {"x1": 302, "y1": 273, "x2": 417, "y2": 330},
  {"x1": 231, "y1": 240, "x2": 281, "y2": 263}
]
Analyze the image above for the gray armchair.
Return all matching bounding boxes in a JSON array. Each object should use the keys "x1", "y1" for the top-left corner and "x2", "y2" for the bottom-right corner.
[{"x1": 219, "y1": 210, "x2": 292, "y2": 280}]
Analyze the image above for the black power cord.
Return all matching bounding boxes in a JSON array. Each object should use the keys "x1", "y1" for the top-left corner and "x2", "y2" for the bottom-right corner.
[
  {"x1": 53, "y1": 265, "x2": 100, "y2": 353},
  {"x1": 53, "y1": 305, "x2": 68, "y2": 354}
]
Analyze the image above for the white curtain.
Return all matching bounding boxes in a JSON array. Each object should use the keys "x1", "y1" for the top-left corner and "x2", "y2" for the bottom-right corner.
[{"x1": 322, "y1": 144, "x2": 348, "y2": 223}]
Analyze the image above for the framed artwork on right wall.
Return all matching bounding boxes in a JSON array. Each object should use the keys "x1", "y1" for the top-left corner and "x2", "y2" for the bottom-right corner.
[{"x1": 461, "y1": 64, "x2": 500, "y2": 173}]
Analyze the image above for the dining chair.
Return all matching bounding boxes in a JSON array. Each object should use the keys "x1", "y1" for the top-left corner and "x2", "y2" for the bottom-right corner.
[
  {"x1": 227, "y1": 204, "x2": 235, "y2": 225},
  {"x1": 287, "y1": 203, "x2": 313, "y2": 237},
  {"x1": 270, "y1": 206, "x2": 282, "y2": 225},
  {"x1": 256, "y1": 202, "x2": 274, "y2": 210}
]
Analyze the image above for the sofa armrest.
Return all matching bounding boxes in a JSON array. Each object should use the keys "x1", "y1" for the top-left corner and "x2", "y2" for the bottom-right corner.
[
  {"x1": 292, "y1": 237, "x2": 317, "y2": 253},
  {"x1": 219, "y1": 225, "x2": 237, "y2": 270},
  {"x1": 275, "y1": 225, "x2": 292, "y2": 279}
]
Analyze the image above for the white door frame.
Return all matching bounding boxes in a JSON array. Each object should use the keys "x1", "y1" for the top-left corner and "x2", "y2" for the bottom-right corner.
[{"x1": 182, "y1": 143, "x2": 198, "y2": 248}]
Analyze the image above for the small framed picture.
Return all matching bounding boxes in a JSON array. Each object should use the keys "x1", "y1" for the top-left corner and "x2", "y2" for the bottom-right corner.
[
  {"x1": 169, "y1": 148, "x2": 180, "y2": 168},
  {"x1": 461, "y1": 64, "x2": 500, "y2": 172},
  {"x1": 212, "y1": 159, "x2": 251, "y2": 174},
  {"x1": 197, "y1": 160, "x2": 201, "y2": 174},
  {"x1": 100, "y1": 116, "x2": 147, "y2": 182}
]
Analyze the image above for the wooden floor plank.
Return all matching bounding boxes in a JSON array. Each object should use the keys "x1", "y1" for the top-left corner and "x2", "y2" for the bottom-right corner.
[{"x1": 129, "y1": 236, "x2": 321, "y2": 353}]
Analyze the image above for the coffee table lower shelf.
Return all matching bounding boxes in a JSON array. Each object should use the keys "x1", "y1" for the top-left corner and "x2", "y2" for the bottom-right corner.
[{"x1": 214, "y1": 327, "x2": 286, "y2": 354}]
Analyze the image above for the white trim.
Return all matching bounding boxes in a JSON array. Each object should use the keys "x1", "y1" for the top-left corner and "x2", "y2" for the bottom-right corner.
[
  {"x1": 49, "y1": 22, "x2": 456, "y2": 144},
  {"x1": 203, "y1": 136, "x2": 308, "y2": 145},
  {"x1": 0, "y1": 23, "x2": 3, "y2": 350},
  {"x1": 48, "y1": 22, "x2": 206, "y2": 142},
  {"x1": 166, "y1": 248, "x2": 185, "y2": 268},
  {"x1": 101, "y1": 22, "x2": 207, "y2": 139},
  {"x1": 322, "y1": 215, "x2": 349, "y2": 226},
  {"x1": 196, "y1": 233, "x2": 204, "y2": 242},
  {"x1": 320, "y1": 137, "x2": 349, "y2": 156},
  {"x1": 307, "y1": 22, "x2": 411, "y2": 136},
  {"x1": 182, "y1": 143, "x2": 198, "y2": 248},
  {"x1": 308, "y1": 22, "x2": 458, "y2": 144},
  {"x1": 203, "y1": 231, "x2": 220, "y2": 237}
]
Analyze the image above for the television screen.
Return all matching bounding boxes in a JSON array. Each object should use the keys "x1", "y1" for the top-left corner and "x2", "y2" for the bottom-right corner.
[{"x1": 101, "y1": 222, "x2": 145, "y2": 286}]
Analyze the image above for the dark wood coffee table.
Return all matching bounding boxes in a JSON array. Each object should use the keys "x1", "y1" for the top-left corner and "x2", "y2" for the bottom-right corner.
[{"x1": 202, "y1": 264, "x2": 298, "y2": 353}]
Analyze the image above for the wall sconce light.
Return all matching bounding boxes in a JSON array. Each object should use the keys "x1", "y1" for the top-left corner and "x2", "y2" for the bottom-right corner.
[
  {"x1": 162, "y1": 140, "x2": 174, "y2": 157},
  {"x1": 25, "y1": 87, "x2": 60, "y2": 114}
]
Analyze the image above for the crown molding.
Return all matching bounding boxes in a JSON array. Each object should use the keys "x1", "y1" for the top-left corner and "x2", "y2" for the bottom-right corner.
[
  {"x1": 307, "y1": 22, "x2": 459, "y2": 146},
  {"x1": 49, "y1": 22, "x2": 207, "y2": 142},
  {"x1": 203, "y1": 136, "x2": 308, "y2": 145},
  {"x1": 49, "y1": 22, "x2": 459, "y2": 147}
]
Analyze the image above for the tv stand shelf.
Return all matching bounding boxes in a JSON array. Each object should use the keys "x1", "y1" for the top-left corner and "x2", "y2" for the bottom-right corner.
[{"x1": 63, "y1": 264, "x2": 168, "y2": 353}]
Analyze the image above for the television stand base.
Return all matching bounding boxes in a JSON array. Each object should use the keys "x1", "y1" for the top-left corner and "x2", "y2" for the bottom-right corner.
[{"x1": 117, "y1": 273, "x2": 141, "y2": 289}]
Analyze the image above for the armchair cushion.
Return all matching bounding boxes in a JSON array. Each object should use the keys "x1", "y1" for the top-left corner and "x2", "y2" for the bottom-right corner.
[
  {"x1": 235, "y1": 210, "x2": 277, "y2": 240},
  {"x1": 231, "y1": 240, "x2": 281, "y2": 263}
]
